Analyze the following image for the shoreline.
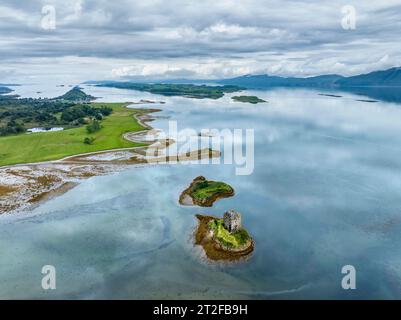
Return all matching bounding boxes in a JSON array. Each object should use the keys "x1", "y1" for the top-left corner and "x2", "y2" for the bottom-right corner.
[
  {"x1": 0, "y1": 106, "x2": 220, "y2": 215},
  {"x1": 0, "y1": 109, "x2": 159, "y2": 170}
]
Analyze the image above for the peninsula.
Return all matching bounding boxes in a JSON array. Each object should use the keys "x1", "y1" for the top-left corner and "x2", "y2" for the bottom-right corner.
[
  {"x1": 95, "y1": 82, "x2": 242, "y2": 99},
  {"x1": 0, "y1": 86, "x2": 13, "y2": 95},
  {"x1": 0, "y1": 103, "x2": 221, "y2": 214},
  {"x1": 55, "y1": 86, "x2": 96, "y2": 102},
  {"x1": 0, "y1": 86, "x2": 101, "y2": 137}
]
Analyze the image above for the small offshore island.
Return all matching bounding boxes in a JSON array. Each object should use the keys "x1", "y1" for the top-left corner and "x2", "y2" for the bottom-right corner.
[
  {"x1": 231, "y1": 95, "x2": 266, "y2": 104},
  {"x1": 179, "y1": 176, "x2": 234, "y2": 207},
  {"x1": 195, "y1": 211, "x2": 254, "y2": 262}
]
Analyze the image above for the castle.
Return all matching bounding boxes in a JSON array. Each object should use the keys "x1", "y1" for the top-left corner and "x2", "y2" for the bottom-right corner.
[{"x1": 223, "y1": 210, "x2": 242, "y2": 233}]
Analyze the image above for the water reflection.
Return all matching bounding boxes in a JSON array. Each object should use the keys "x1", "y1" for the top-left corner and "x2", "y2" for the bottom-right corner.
[{"x1": 1, "y1": 85, "x2": 401, "y2": 299}]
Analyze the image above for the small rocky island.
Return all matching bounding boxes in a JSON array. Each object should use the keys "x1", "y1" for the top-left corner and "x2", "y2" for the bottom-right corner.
[
  {"x1": 231, "y1": 95, "x2": 266, "y2": 104},
  {"x1": 179, "y1": 176, "x2": 234, "y2": 207},
  {"x1": 195, "y1": 210, "x2": 254, "y2": 262}
]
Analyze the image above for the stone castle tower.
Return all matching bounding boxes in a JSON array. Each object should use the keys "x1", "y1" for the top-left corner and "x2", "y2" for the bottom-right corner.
[{"x1": 223, "y1": 210, "x2": 242, "y2": 233}]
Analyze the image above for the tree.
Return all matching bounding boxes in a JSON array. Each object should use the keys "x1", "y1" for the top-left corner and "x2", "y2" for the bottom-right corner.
[
  {"x1": 83, "y1": 137, "x2": 95, "y2": 145},
  {"x1": 86, "y1": 120, "x2": 101, "y2": 134}
]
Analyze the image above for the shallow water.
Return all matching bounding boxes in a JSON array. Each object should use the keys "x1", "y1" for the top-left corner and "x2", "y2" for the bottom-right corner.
[{"x1": 1, "y1": 85, "x2": 401, "y2": 299}]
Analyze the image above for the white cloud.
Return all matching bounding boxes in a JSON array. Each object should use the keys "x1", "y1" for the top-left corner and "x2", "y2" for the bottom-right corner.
[{"x1": 0, "y1": 0, "x2": 401, "y2": 81}]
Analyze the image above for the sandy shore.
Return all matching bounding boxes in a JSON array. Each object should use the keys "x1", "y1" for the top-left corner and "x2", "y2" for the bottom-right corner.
[{"x1": 0, "y1": 108, "x2": 220, "y2": 215}]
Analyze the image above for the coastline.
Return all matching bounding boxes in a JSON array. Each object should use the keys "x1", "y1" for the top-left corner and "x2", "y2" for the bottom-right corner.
[
  {"x1": 0, "y1": 110, "x2": 158, "y2": 170},
  {"x1": 0, "y1": 106, "x2": 220, "y2": 215}
]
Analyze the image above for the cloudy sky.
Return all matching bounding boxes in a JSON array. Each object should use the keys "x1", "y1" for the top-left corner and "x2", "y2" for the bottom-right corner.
[{"x1": 1, "y1": 0, "x2": 401, "y2": 83}]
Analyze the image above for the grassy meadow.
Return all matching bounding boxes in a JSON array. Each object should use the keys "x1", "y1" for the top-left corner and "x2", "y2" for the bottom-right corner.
[{"x1": 0, "y1": 103, "x2": 148, "y2": 166}]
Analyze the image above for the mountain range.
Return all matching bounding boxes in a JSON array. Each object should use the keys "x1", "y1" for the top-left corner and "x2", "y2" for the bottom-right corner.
[
  {"x1": 84, "y1": 67, "x2": 401, "y2": 89},
  {"x1": 218, "y1": 67, "x2": 401, "y2": 88}
]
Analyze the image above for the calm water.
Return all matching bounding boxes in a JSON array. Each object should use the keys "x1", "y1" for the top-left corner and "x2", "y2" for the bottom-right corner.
[{"x1": 1, "y1": 85, "x2": 401, "y2": 299}]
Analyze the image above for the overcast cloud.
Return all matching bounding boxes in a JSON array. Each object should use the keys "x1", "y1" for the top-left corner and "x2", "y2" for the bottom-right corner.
[{"x1": 0, "y1": 0, "x2": 401, "y2": 83}]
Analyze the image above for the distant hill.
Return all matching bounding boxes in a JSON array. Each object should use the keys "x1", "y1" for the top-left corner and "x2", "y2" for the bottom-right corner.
[
  {"x1": 218, "y1": 67, "x2": 401, "y2": 88},
  {"x1": 335, "y1": 67, "x2": 401, "y2": 87},
  {"x1": 87, "y1": 67, "x2": 401, "y2": 95},
  {"x1": 0, "y1": 86, "x2": 13, "y2": 95},
  {"x1": 218, "y1": 74, "x2": 344, "y2": 88},
  {"x1": 56, "y1": 86, "x2": 95, "y2": 102}
]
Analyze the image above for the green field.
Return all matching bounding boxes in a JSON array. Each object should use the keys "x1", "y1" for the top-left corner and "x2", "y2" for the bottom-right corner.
[
  {"x1": 0, "y1": 103, "x2": 148, "y2": 166},
  {"x1": 208, "y1": 219, "x2": 250, "y2": 248}
]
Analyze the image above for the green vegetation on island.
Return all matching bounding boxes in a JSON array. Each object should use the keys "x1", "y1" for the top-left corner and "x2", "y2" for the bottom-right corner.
[
  {"x1": 231, "y1": 95, "x2": 266, "y2": 104},
  {"x1": 96, "y1": 82, "x2": 242, "y2": 99},
  {"x1": 192, "y1": 179, "x2": 233, "y2": 200},
  {"x1": 179, "y1": 176, "x2": 234, "y2": 207},
  {"x1": 195, "y1": 212, "x2": 254, "y2": 262},
  {"x1": 0, "y1": 103, "x2": 149, "y2": 166},
  {"x1": 208, "y1": 218, "x2": 251, "y2": 249}
]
